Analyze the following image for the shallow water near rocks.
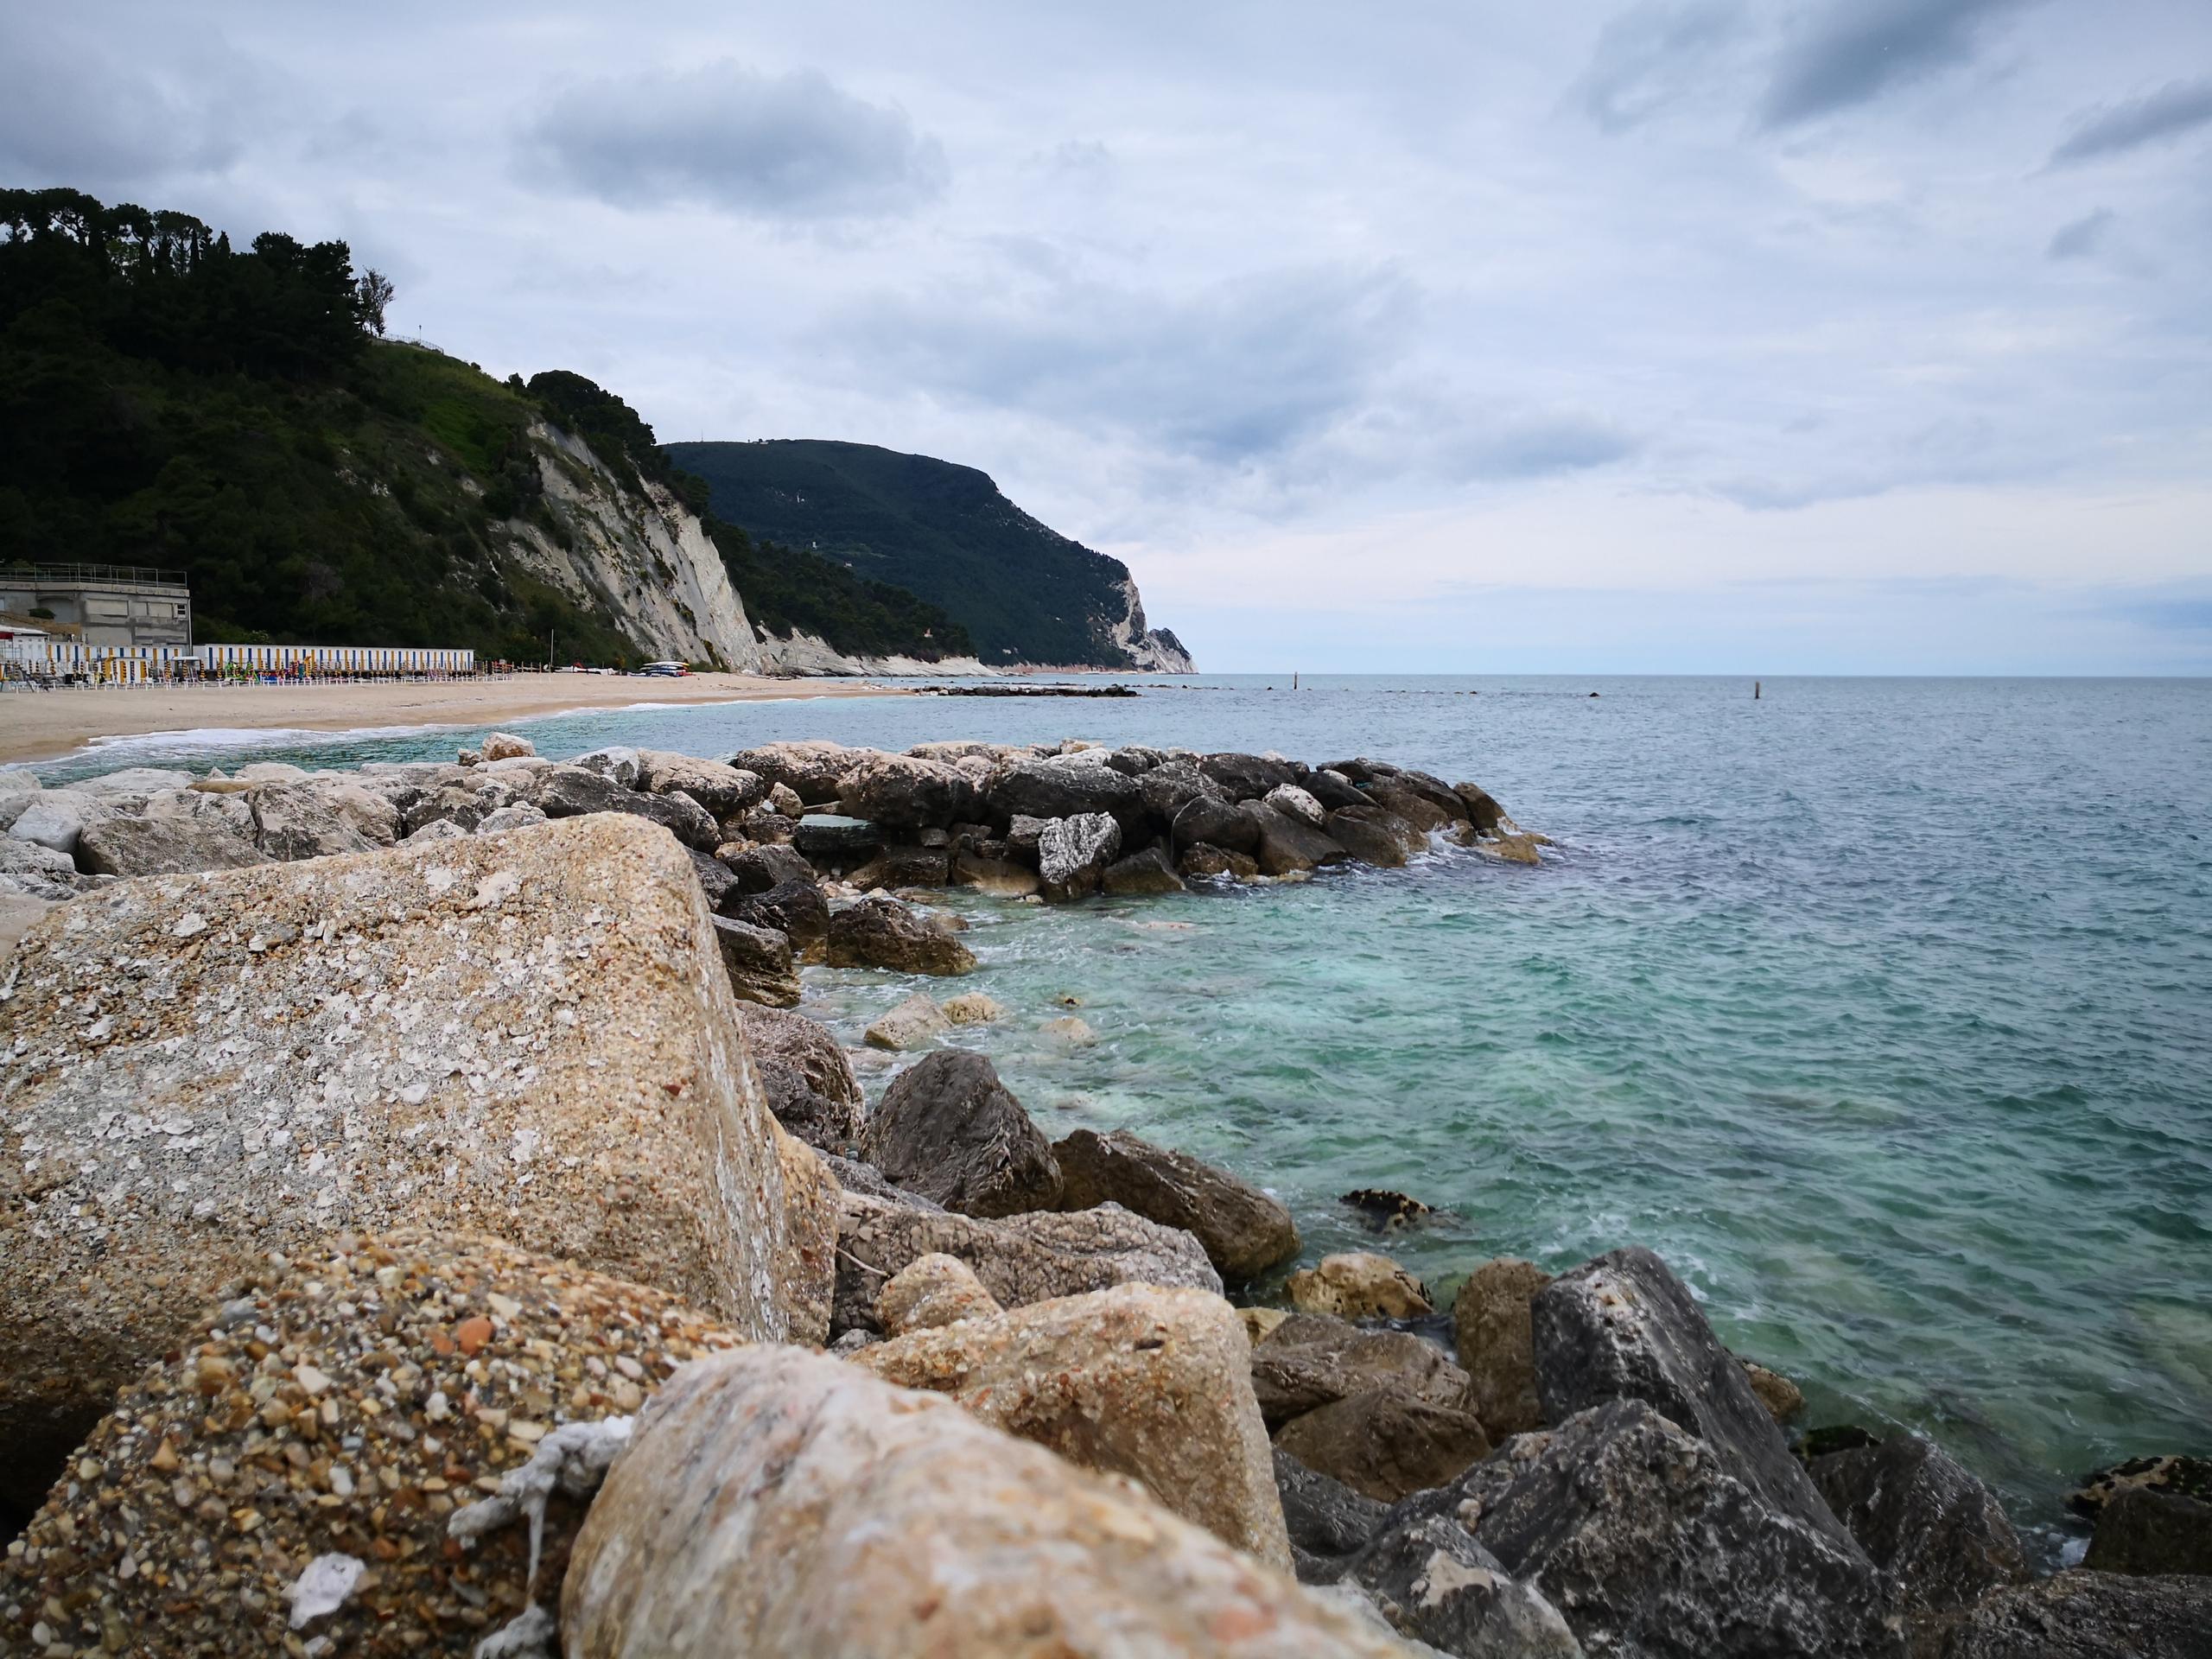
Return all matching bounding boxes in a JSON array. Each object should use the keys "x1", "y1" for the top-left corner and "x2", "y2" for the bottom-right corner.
[{"x1": 30, "y1": 674, "x2": 2212, "y2": 1550}]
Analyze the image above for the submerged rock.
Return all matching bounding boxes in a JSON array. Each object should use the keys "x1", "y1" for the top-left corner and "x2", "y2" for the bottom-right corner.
[
  {"x1": 865, "y1": 990, "x2": 951, "y2": 1050},
  {"x1": 857, "y1": 1283, "x2": 1294, "y2": 1568},
  {"x1": 561, "y1": 1346, "x2": 1417, "y2": 1656},
  {"x1": 1288, "y1": 1252, "x2": 1436, "y2": 1320},
  {"x1": 827, "y1": 893, "x2": 977, "y2": 975},
  {"x1": 861, "y1": 1050, "x2": 1064, "y2": 1217},
  {"x1": 1052, "y1": 1127, "x2": 1299, "y2": 1282}
]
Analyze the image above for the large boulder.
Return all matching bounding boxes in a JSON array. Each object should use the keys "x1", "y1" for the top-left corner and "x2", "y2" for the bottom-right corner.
[
  {"x1": 1053, "y1": 1127, "x2": 1299, "y2": 1281},
  {"x1": 984, "y1": 751, "x2": 1142, "y2": 824},
  {"x1": 249, "y1": 777, "x2": 398, "y2": 859},
  {"x1": 1173, "y1": 793, "x2": 1263, "y2": 855},
  {"x1": 839, "y1": 752, "x2": 982, "y2": 829},
  {"x1": 726, "y1": 740, "x2": 866, "y2": 804},
  {"x1": 562, "y1": 1347, "x2": 1421, "y2": 1657},
  {"x1": 480, "y1": 730, "x2": 536, "y2": 760},
  {"x1": 847, "y1": 842, "x2": 953, "y2": 889},
  {"x1": 639, "y1": 749, "x2": 769, "y2": 817},
  {"x1": 8, "y1": 791, "x2": 92, "y2": 857},
  {"x1": 833, "y1": 1190, "x2": 1222, "y2": 1336},
  {"x1": 1367, "y1": 785, "x2": 1457, "y2": 834},
  {"x1": 1274, "y1": 1447, "x2": 1390, "y2": 1581},
  {"x1": 1198, "y1": 752, "x2": 1304, "y2": 801},
  {"x1": 1103, "y1": 844, "x2": 1187, "y2": 894},
  {"x1": 1338, "y1": 1512, "x2": 1586, "y2": 1658},
  {"x1": 1453, "y1": 1257, "x2": 1553, "y2": 1437},
  {"x1": 857, "y1": 1284, "x2": 1294, "y2": 1567},
  {"x1": 1274, "y1": 1383, "x2": 1492, "y2": 1504},
  {"x1": 0, "y1": 816, "x2": 833, "y2": 1518},
  {"x1": 1037, "y1": 810, "x2": 1122, "y2": 899},
  {"x1": 876, "y1": 1251, "x2": 1004, "y2": 1335},
  {"x1": 1137, "y1": 759, "x2": 1225, "y2": 823},
  {"x1": 1244, "y1": 802, "x2": 1351, "y2": 876},
  {"x1": 0, "y1": 1231, "x2": 742, "y2": 1659},
  {"x1": 1941, "y1": 1570, "x2": 2212, "y2": 1658},
  {"x1": 1405, "y1": 1397, "x2": 1903, "y2": 1659},
  {"x1": 74, "y1": 790, "x2": 269, "y2": 876},
  {"x1": 1288, "y1": 1252, "x2": 1435, "y2": 1319},
  {"x1": 1266, "y1": 783, "x2": 1328, "y2": 827},
  {"x1": 861, "y1": 1050, "x2": 1064, "y2": 1217},
  {"x1": 713, "y1": 913, "x2": 801, "y2": 1007},
  {"x1": 720, "y1": 876, "x2": 830, "y2": 954},
  {"x1": 537, "y1": 765, "x2": 720, "y2": 849},
  {"x1": 1328, "y1": 805, "x2": 1427, "y2": 868},
  {"x1": 1252, "y1": 1313, "x2": 1473, "y2": 1429},
  {"x1": 1452, "y1": 783, "x2": 1508, "y2": 834},
  {"x1": 739, "y1": 1005, "x2": 863, "y2": 1150},
  {"x1": 1303, "y1": 769, "x2": 1372, "y2": 811},
  {"x1": 2083, "y1": 1485, "x2": 2212, "y2": 1579},
  {"x1": 1533, "y1": 1246, "x2": 1856, "y2": 1550},
  {"x1": 827, "y1": 893, "x2": 978, "y2": 975},
  {"x1": 1807, "y1": 1433, "x2": 2024, "y2": 1625},
  {"x1": 722, "y1": 839, "x2": 817, "y2": 894}
]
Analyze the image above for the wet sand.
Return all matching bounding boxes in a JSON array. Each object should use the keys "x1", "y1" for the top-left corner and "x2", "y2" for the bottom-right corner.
[{"x1": 0, "y1": 672, "x2": 904, "y2": 766}]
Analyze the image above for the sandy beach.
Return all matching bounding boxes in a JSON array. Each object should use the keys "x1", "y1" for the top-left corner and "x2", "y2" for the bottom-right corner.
[{"x1": 0, "y1": 672, "x2": 904, "y2": 766}]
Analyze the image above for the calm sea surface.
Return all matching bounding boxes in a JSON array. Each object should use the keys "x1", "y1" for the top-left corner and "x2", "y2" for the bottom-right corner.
[{"x1": 31, "y1": 674, "x2": 2212, "y2": 1548}]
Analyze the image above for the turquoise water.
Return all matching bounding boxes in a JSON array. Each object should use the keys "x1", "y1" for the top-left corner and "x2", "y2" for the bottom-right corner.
[{"x1": 29, "y1": 675, "x2": 2212, "y2": 1546}]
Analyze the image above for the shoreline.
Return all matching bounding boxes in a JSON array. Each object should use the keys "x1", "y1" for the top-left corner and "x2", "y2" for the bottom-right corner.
[{"x1": 0, "y1": 671, "x2": 906, "y2": 767}]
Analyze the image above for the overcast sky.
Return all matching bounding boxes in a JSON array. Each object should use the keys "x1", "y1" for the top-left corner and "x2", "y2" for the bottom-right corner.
[{"x1": 7, "y1": 1, "x2": 2210, "y2": 672}]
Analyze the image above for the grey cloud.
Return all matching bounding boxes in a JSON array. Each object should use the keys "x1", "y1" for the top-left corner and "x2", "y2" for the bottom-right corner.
[
  {"x1": 519, "y1": 61, "x2": 947, "y2": 219},
  {"x1": 0, "y1": 16, "x2": 251, "y2": 188},
  {"x1": 1575, "y1": 1, "x2": 1750, "y2": 133},
  {"x1": 2048, "y1": 78, "x2": 2212, "y2": 167},
  {"x1": 2046, "y1": 207, "x2": 2113, "y2": 260},
  {"x1": 1320, "y1": 394, "x2": 1638, "y2": 486},
  {"x1": 1759, "y1": 0, "x2": 2037, "y2": 129},
  {"x1": 829, "y1": 264, "x2": 1417, "y2": 463}
]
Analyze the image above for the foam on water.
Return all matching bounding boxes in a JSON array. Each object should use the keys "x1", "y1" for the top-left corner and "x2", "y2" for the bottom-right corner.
[{"x1": 28, "y1": 673, "x2": 2212, "y2": 1547}]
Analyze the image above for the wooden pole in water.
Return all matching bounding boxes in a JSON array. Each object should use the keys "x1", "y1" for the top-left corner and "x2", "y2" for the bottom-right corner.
[{"x1": 1754, "y1": 680, "x2": 1761, "y2": 700}]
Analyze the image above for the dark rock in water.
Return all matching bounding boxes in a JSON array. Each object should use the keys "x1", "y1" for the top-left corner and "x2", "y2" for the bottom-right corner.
[
  {"x1": 933, "y1": 683, "x2": 1138, "y2": 697},
  {"x1": 983, "y1": 753, "x2": 1141, "y2": 823},
  {"x1": 1366, "y1": 784, "x2": 1456, "y2": 834},
  {"x1": 2084, "y1": 1486, "x2": 2212, "y2": 1579},
  {"x1": 848, "y1": 844, "x2": 952, "y2": 889},
  {"x1": 1198, "y1": 752, "x2": 1304, "y2": 801},
  {"x1": 688, "y1": 846, "x2": 739, "y2": 909},
  {"x1": 1251, "y1": 1313, "x2": 1471, "y2": 1430},
  {"x1": 1301, "y1": 769, "x2": 1371, "y2": 811},
  {"x1": 1341, "y1": 1511, "x2": 1586, "y2": 1658},
  {"x1": 712, "y1": 914, "x2": 800, "y2": 1008},
  {"x1": 1101, "y1": 845, "x2": 1186, "y2": 896},
  {"x1": 1179, "y1": 842, "x2": 1259, "y2": 880},
  {"x1": 1942, "y1": 1570, "x2": 2212, "y2": 1658},
  {"x1": 721, "y1": 878, "x2": 830, "y2": 956},
  {"x1": 1533, "y1": 1245, "x2": 1859, "y2": 1553},
  {"x1": 1807, "y1": 1433, "x2": 2025, "y2": 1624},
  {"x1": 1173, "y1": 794, "x2": 1262, "y2": 855},
  {"x1": 1325, "y1": 806, "x2": 1423, "y2": 868},
  {"x1": 2073, "y1": 1455, "x2": 2212, "y2": 1515},
  {"x1": 724, "y1": 840, "x2": 817, "y2": 894},
  {"x1": 862, "y1": 1050, "x2": 1064, "y2": 1218},
  {"x1": 1052, "y1": 1128, "x2": 1294, "y2": 1282},
  {"x1": 1340, "y1": 1188, "x2": 1433, "y2": 1230},
  {"x1": 827, "y1": 894, "x2": 977, "y2": 976},
  {"x1": 1273, "y1": 1381, "x2": 1491, "y2": 1504},
  {"x1": 1137, "y1": 759, "x2": 1224, "y2": 823},
  {"x1": 1244, "y1": 802, "x2": 1351, "y2": 876},
  {"x1": 1037, "y1": 812, "x2": 1122, "y2": 900},
  {"x1": 792, "y1": 812, "x2": 882, "y2": 860},
  {"x1": 1453, "y1": 1257, "x2": 1554, "y2": 1440},
  {"x1": 1274, "y1": 1447, "x2": 1389, "y2": 1583},
  {"x1": 1401, "y1": 1397, "x2": 1903, "y2": 1659},
  {"x1": 1799, "y1": 1424, "x2": 1883, "y2": 1462},
  {"x1": 838, "y1": 753, "x2": 983, "y2": 830},
  {"x1": 741, "y1": 1005, "x2": 864, "y2": 1152},
  {"x1": 1453, "y1": 783, "x2": 1507, "y2": 834}
]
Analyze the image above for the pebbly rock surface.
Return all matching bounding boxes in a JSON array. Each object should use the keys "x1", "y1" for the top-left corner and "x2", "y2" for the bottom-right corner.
[
  {"x1": 1338, "y1": 1511, "x2": 1586, "y2": 1658},
  {"x1": 826, "y1": 893, "x2": 977, "y2": 975},
  {"x1": 1452, "y1": 1257, "x2": 1553, "y2": 1438},
  {"x1": 0, "y1": 815, "x2": 833, "y2": 1517},
  {"x1": 1532, "y1": 1245, "x2": 1858, "y2": 1552},
  {"x1": 0, "y1": 1230, "x2": 746, "y2": 1658},
  {"x1": 1252, "y1": 1313, "x2": 1475, "y2": 1430},
  {"x1": 1806, "y1": 1432, "x2": 2024, "y2": 1625},
  {"x1": 562, "y1": 1346, "x2": 1420, "y2": 1657},
  {"x1": 856, "y1": 1282, "x2": 1294, "y2": 1568},
  {"x1": 711, "y1": 913, "x2": 800, "y2": 1007},
  {"x1": 738, "y1": 1004, "x2": 865, "y2": 1152},
  {"x1": 1940, "y1": 1570, "x2": 2212, "y2": 1658},
  {"x1": 1402, "y1": 1397, "x2": 1904, "y2": 1659},
  {"x1": 1273, "y1": 1382, "x2": 1492, "y2": 1505},
  {"x1": 831, "y1": 1190, "x2": 1222, "y2": 1336},
  {"x1": 1289, "y1": 1252, "x2": 1436, "y2": 1320},
  {"x1": 1052, "y1": 1127, "x2": 1299, "y2": 1282},
  {"x1": 861, "y1": 1050, "x2": 1064, "y2": 1217},
  {"x1": 875, "y1": 1252, "x2": 1004, "y2": 1336}
]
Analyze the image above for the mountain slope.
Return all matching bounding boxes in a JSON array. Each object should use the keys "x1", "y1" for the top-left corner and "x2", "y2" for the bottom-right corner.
[{"x1": 664, "y1": 439, "x2": 1194, "y2": 671}]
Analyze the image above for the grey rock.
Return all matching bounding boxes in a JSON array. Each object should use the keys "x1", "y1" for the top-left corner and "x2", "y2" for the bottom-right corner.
[
  {"x1": 572, "y1": 744, "x2": 643, "y2": 788},
  {"x1": 1102, "y1": 844, "x2": 1187, "y2": 895},
  {"x1": 687, "y1": 846, "x2": 739, "y2": 909},
  {"x1": 1253, "y1": 1313, "x2": 1471, "y2": 1429},
  {"x1": 2084, "y1": 1487, "x2": 2212, "y2": 1580},
  {"x1": 1173, "y1": 793, "x2": 1262, "y2": 855},
  {"x1": 1533, "y1": 1245, "x2": 1859, "y2": 1551},
  {"x1": 838, "y1": 753, "x2": 983, "y2": 829},
  {"x1": 1244, "y1": 802, "x2": 1351, "y2": 875},
  {"x1": 1344, "y1": 1512, "x2": 1586, "y2": 1658},
  {"x1": 741, "y1": 1005, "x2": 864, "y2": 1151},
  {"x1": 9, "y1": 794, "x2": 92, "y2": 856},
  {"x1": 721, "y1": 878, "x2": 829, "y2": 955},
  {"x1": 0, "y1": 837, "x2": 79, "y2": 880},
  {"x1": 475, "y1": 803, "x2": 550, "y2": 835},
  {"x1": 791, "y1": 812, "x2": 881, "y2": 860},
  {"x1": 1368, "y1": 785, "x2": 1458, "y2": 834},
  {"x1": 984, "y1": 753, "x2": 1142, "y2": 824},
  {"x1": 846, "y1": 844, "x2": 953, "y2": 889},
  {"x1": 1808, "y1": 1433, "x2": 2024, "y2": 1618},
  {"x1": 1198, "y1": 752, "x2": 1304, "y2": 800},
  {"x1": 726, "y1": 740, "x2": 866, "y2": 805},
  {"x1": 827, "y1": 894, "x2": 976, "y2": 976},
  {"x1": 1329, "y1": 805, "x2": 1427, "y2": 868},
  {"x1": 1266, "y1": 783, "x2": 1329, "y2": 827},
  {"x1": 823, "y1": 1154, "x2": 942, "y2": 1208},
  {"x1": 1274, "y1": 1382, "x2": 1492, "y2": 1504},
  {"x1": 1037, "y1": 811, "x2": 1122, "y2": 898},
  {"x1": 76, "y1": 766, "x2": 194, "y2": 796},
  {"x1": 1275, "y1": 1446, "x2": 1391, "y2": 1581},
  {"x1": 861, "y1": 1050, "x2": 1063, "y2": 1218},
  {"x1": 713, "y1": 914, "x2": 801, "y2": 1008},
  {"x1": 537, "y1": 765, "x2": 720, "y2": 849},
  {"x1": 1942, "y1": 1570, "x2": 2212, "y2": 1658},
  {"x1": 724, "y1": 841, "x2": 817, "y2": 894},
  {"x1": 1304, "y1": 769, "x2": 1373, "y2": 811},
  {"x1": 249, "y1": 779, "x2": 396, "y2": 860},
  {"x1": 403, "y1": 817, "x2": 470, "y2": 844},
  {"x1": 1054, "y1": 1127, "x2": 1297, "y2": 1282},
  {"x1": 1136, "y1": 759, "x2": 1224, "y2": 824},
  {"x1": 639, "y1": 750, "x2": 769, "y2": 817},
  {"x1": 73, "y1": 793, "x2": 269, "y2": 877}
]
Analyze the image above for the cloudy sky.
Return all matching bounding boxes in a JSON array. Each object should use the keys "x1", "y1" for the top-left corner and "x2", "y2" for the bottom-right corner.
[{"x1": 7, "y1": 1, "x2": 2210, "y2": 672}]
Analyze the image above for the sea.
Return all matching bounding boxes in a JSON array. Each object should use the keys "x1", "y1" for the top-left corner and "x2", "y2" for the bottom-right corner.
[{"x1": 27, "y1": 673, "x2": 2212, "y2": 1554}]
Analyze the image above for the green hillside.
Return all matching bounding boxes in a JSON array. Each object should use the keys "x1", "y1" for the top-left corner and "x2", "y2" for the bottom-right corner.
[{"x1": 664, "y1": 439, "x2": 1170, "y2": 668}]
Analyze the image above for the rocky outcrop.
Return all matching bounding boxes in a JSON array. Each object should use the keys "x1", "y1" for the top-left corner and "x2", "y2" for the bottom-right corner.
[
  {"x1": 563, "y1": 1348, "x2": 1410, "y2": 1657},
  {"x1": 857, "y1": 1284, "x2": 1293, "y2": 1567},
  {"x1": 1453, "y1": 1257, "x2": 1553, "y2": 1437},
  {"x1": 861, "y1": 1051, "x2": 1064, "y2": 1217},
  {"x1": 1052, "y1": 1128, "x2": 1299, "y2": 1281},
  {"x1": 827, "y1": 893, "x2": 977, "y2": 975},
  {"x1": 1106, "y1": 575, "x2": 1197, "y2": 672},
  {"x1": 1288, "y1": 1252, "x2": 1436, "y2": 1319},
  {"x1": 0, "y1": 1230, "x2": 745, "y2": 1659},
  {"x1": 0, "y1": 816, "x2": 832, "y2": 1517}
]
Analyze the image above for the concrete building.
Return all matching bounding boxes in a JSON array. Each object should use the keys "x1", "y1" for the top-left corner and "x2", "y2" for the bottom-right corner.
[{"x1": 0, "y1": 563, "x2": 191, "y2": 649}]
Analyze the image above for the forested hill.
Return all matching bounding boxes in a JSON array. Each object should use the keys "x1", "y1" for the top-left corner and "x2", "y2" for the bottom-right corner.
[
  {"x1": 0, "y1": 187, "x2": 968, "y2": 667},
  {"x1": 665, "y1": 440, "x2": 1194, "y2": 671}
]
